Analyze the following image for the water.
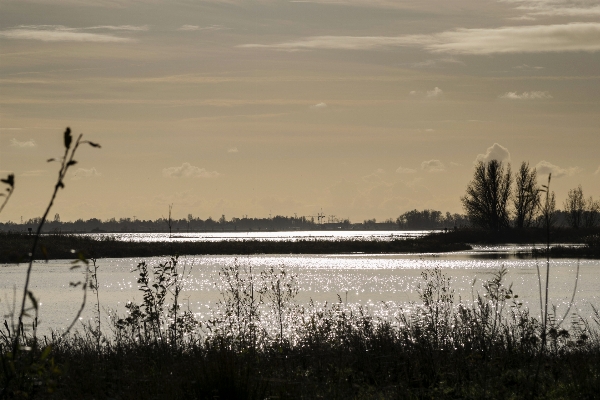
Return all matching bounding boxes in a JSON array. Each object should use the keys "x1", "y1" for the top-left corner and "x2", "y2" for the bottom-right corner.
[
  {"x1": 82, "y1": 230, "x2": 432, "y2": 242},
  {"x1": 1, "y1": 243, "x2": 598, "y2": 335}
]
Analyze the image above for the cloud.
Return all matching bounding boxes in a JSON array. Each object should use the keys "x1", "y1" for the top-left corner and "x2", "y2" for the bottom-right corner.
[
  {"x1": 535, "y1": 160, "x2": 581, "y2": 178},
  {"x1": 162, "y1": 163, "x2": 219, "y2": 178},
  {"x1": 409, "y1": 57, "x2": 465, "y2": 68},
  {"x1": 513, "y1": 1, "x2": 600, "y2": 18},
  {"x1": 179, "y1": 25, "x2": 200, "y2": 31},
  {"x1": 240, "y1": 23, "x2": 600, "y2": 54},
  {"x1": 595, "y1": 166, "x2": 600, "y2": 175},
  {"x1": 421, "y1": 160, "x2": 446, "y2": 172},
  {"x1": 499, "y1": 91, "x2": 553, "y2": 100},
  {"x1": 426, "y1": 23, "x2": 600, "y2": 54},
  {"x1": 476, "y1": 143, "x2": 511, "y2": 163},
  {"x1": 0, "y1": 25, "x2": 135, "y2": 42},
  {"x1": 178, "y1": 24, "x2": 227, "y2": 31},
  {"x1": 409, "y1": 88, "x2": 442, "y2": 98},
  {"x1": 240, "y1": 35, "x2": 434, "y2": 51},
  {"x1": 513, "y1": 64, "x2": 544, "y2": 70},
  {"x1": 396, "y1": 166, "x2": 417, "y2": 174},
  {"x1": 361, "y1": 168, "x2": 387, "y2": 184},
  {"x1": 72, "y1": 167, "x2": 101, "y2": 180},
  {"x1": 228, "y1": 147, "x2": 239, "y2": 153},
  {"x1": 310, "y1": 102, "x2": 327, "y2": 110},
  {"x1": 10, "y1": 138, "x2": 36, "y2": 147},
  {"x1": 85, "y1": 25, "x2": 148, "y2": 31},
  {"x1": 426, "y1": 87, "x2": 443, "y2": 97}
]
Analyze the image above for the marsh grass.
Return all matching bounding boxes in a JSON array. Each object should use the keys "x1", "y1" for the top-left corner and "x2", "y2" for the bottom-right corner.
[{"x1": 0, "y1": 232, "x2": 472, "y2": 263}]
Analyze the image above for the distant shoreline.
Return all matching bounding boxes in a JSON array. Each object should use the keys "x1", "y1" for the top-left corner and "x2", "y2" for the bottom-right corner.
[
  {"x1": 2, "y1": 231, "x2": 467, "y2": 262},
  {"x1": 1, "y1": 228, "x2": 598, "y2": 262}
]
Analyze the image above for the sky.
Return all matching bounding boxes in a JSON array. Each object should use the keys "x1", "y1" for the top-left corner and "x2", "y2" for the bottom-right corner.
[{"x1": 1, "y1": 0, "x2": 599, "y2": 223}]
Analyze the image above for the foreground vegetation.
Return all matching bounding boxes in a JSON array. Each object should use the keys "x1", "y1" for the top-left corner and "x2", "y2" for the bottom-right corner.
[{"x1": 2, "y1": 261, "x2": 599, "y2": 399}]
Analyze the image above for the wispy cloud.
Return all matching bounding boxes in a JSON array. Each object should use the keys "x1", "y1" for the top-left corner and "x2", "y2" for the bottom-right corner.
[
  {"x1": 163, "y1": 163, "x2": 219, "y2": 178},
  {"x1": 513, "y1": 64, "x2": 544, "y2": 70},
  {"x1": 85, "y1": 25, "x2": 149, "y2": 31},
  {"x1": 499, "y1": 91, "x2": 553, "y2": 100},
  {"x1": 409, "y1": 88, "x2": 443, "y2": 98},
  {"x1": 511, "y1": 0, "x2": 600, "y2": 18},
  {"x1": 179, "y1": 25, "x2": 201, "y2": 31},
  {"x1": 476, "y1": 143, "x2": 511, "y2": 163},
  {"x1": 421, "y1": 160, "x2": 445, "y2": 173},
  {"x1": 595, "y1": 166, "x2": 600, "y2": 175},
  {"x1": 241, "y1": 23, "x2": 600, "y2": 54},
  {"x1": 178, "y1": 24, "x2": 227, "y2": 31},
  {"x1": 427, "y1": 87, "x2": 443, "y2": 97},
  {"x1": 227, "y1": 147, "x2": 239, "y2": 153},
  {"x1": 72, "y1": 167, "x2": 101, "y2": 180},
  {"x1": 410, "y1": 58, "x2": 465, "y2": 68},
  {"x1": 240, "y1": 35, "x2": 434, "y2": 51},
  {"x1": 0, "y1": 25, "x2": 136, "y2": 42},
  {"x1": 310, "y1": 102, "x2": 327, "y2": 110},
  {"x1": 10, "y1": 138, "x2": 36, "y2": 148},
  {"x1": 535, "y1": 160, "x2": 581, "y2": 177},
  {"x1": 396, "y1": 166, "x2": 417, "y2": 174}
]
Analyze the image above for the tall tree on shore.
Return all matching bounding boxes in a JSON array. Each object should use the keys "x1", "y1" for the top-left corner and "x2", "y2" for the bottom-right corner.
[
  {"x1": 564, "y1": 185, "x2": 585, "y2": 229},
  {"x1": 513, "y1": 162, "x2": 540, "y2": 228},
  {"x1": 583, "y1": 196, "x2": 600, "y2": 228},
  {"x1": 461, "y1": 160, "x2": 512, "y2": 231}
]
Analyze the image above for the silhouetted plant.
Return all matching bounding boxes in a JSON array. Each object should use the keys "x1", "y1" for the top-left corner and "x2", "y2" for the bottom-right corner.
[
  {"x1": 113, "y1": 256, "x2": 197, "y2": 346},
  {"x1": 208, "y1": 259, "x2": 266, "y2": 351},
  {"x1": 262, "y1": 266, "x2": 298, "y2": 345},
  {"x1": 0, "y1": 127, "x2": 100, "y2": 398},
  {"x1": 0, "y1": 173, "x2": 15, "y2": 214}
]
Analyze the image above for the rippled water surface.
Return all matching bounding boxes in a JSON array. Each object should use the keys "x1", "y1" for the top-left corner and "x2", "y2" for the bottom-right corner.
[
  {"x1": 1, "y1": 245, "x2": 598, "y2": 334},
  {"x1": 82, "y1": 230, "x2": 431, "y2": 242}
]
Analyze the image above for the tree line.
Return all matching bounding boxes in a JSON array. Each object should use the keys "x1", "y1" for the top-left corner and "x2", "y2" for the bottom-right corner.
[
  {"x1": 461, "y1": 160, "x2": 600, "y2": 230},
  {"x1": 1, "y1": 212, "x2": 469, "y2": 233}
]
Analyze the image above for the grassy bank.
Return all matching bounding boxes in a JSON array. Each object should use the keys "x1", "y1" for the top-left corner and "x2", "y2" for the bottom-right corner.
[
  {"x1": 3, "y1": 228, "x2": 600, "y2": 263},
  {"x1": 443, "y1": 228, "x2": 600, "y2": 258},
  {"x1": 2, "y1": 262, "x2": 599, "y2": 399},
  {"x1": 0, "y1": 231, "x2": 471, "y2": 263},
  {"x1": 442, "y1": 227, "x2": 600, "y2": 245}
]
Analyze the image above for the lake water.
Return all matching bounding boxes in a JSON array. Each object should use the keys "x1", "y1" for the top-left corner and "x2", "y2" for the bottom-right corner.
[
  {"x1": 1, "y1": 232, "x2": 598, "y2": 335},
  {"x1": 83, "y1": 230, "x2": 432, "y2": 242}
]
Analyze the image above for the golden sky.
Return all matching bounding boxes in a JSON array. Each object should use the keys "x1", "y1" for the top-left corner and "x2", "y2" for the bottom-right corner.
[{"x1": 1, "y1": 0, "x2": 599, "y2": 222}]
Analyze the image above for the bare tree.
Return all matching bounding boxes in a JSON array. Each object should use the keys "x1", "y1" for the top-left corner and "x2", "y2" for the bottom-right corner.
[
  {"x1": 563, "y1": 185, "x2": 585, "y2": 229},
  {"x1": 583, "y1": 196, "x2": 600, "y2": 228},
  {"x1": 513, "y1": 162, "x2": 540, "y2": 228},
  {"x1": 461, "y1": 160, "x2": 512, "y2": 231}
]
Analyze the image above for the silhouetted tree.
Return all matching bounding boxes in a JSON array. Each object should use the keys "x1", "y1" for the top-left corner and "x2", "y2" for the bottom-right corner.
[
  {"x1": 461, "y1": 160, "x2": 512, "y2": 230},
  {"x1": 513, "y1": 162, "x2": 540, "y2": 228},
  {"x1": 583, "y1": 196, "x2": 600, "y2": 228},
  {"x1": 564, "y1": 185, "x2": 585, "y2": 229}
]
